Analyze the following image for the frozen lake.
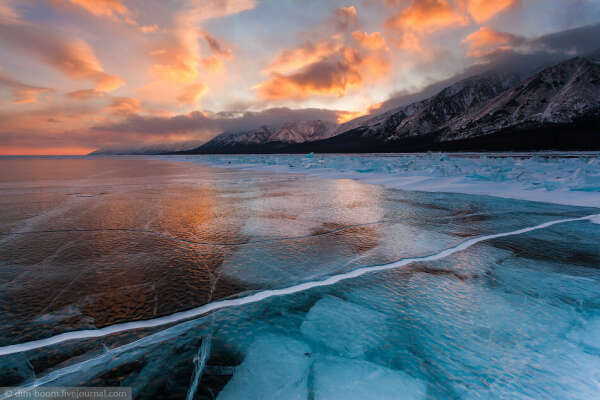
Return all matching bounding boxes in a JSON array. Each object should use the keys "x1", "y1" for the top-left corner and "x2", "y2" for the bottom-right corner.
[{"x1": 0, "y1": 156, "x2": 599, "y2": 399}]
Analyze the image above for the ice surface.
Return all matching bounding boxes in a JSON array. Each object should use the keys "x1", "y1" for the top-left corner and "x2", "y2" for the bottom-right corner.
[
  {"x1": 385, "y1": 260, "x2": 600, "y2": 398},
  {"x1": 567, "y1": 316, "x2": 600, "y2": 350},
  {"x1": 490, "y1": 258, "x2": 600, "y2": 307},
  {"x1": 1, "y1": 156, "x2": 599, "y2": 399},
  {"x1": 0, "y1": 353, "x2": 35, "y2": 386},
  {"x1": 182, "y1": 153, "x2": 600, "y2": 207},
  {"x1": 217, "y1": 334, "x2": 311, "y2": 400},
  {"x1": 312, "y1": 356, "x2": 426, "y2": 400},
  {"x1": 300, "y1": 296, "x2": 388, "y2": 358}
]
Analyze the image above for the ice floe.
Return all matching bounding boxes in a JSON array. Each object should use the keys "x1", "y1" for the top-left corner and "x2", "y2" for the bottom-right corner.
[
  {"x1": 217, "y1": 335, "x2": 312, "y2": 400},
  {"x1": 300, "y1": 296, "x2": 388, "y2": 358},
  {"x1": 312, "y1": 356, "x2": 426, "y2": 400}
]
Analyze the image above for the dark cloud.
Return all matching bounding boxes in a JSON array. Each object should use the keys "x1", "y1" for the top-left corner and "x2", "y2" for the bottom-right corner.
[
  {"x1": 528, "y1": 22, "x2": 600, "y2": 55},
  {"x1": 201, "y1": 30, "x2": 232, "y2": 58},
  {"x1": 378, "y1": 22, "x2": 600, "y2": 112}
]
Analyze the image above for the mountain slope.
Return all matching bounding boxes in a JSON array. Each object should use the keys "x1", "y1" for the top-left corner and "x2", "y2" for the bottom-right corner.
[
  {"x1": 440, "y1": 57, "x2": 600, "y2": 141},
  {"x1": 332, "y1": 72, "x2": 520, "y2": 142}
]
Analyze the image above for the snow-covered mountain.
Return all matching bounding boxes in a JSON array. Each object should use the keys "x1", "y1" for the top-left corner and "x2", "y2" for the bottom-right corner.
[
  {"x1": 192, "y1": 120, "x2": 337, "y2": 153},
  {"x1": 440, "y1": 57, "x2": 600, "y2": 141},
  {"x1": 334, "y1": 72, "x2": 520, "y2": 141}
]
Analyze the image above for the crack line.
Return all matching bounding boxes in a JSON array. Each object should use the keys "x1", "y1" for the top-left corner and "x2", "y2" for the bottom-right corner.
[{"x1": 0, "y1": 213, "x2": 597, "y2": 357}]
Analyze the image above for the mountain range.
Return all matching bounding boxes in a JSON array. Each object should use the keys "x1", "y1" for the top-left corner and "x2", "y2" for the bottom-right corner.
[
  {"x1": 195, "y1": 120, "x2": 338, "y2": 154},
  {"x1": 183, "y1": 55, "x2": 600, "y2": 154}
]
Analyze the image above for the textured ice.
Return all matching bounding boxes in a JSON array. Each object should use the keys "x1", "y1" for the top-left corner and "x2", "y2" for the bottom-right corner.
[
  {"x1": 1, "y1": 353, "x2": 35, "y2": 386},
  {"x1": 312, "y1": 357, "x2": 426, "y2": 400},
  {"x1": 567, "y1": 317, "x2": 600, "y2": 350},
  {"x1": 217, "y1": 335, "x2": 311, "y2": 400},
  {"x1": 217, "y1": 221, "x2": 460, "y2": 287},
  {"x1": 491, "y1": 258, "x2": 600, "y2": 307},
  {"x1": 183, "y1": 153, "x2": 600, "y2": 207},
  {"x1": 393, "y1": 266, "x2": 600, "y2": 398},
  {"x1": 300, "y1": 296, "x2": 388, "y2": 358}
]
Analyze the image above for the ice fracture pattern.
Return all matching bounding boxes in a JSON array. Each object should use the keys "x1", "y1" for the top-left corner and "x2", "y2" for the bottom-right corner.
[{"x1": 0, "y1": 156, "x2": 599, "y2": 399}]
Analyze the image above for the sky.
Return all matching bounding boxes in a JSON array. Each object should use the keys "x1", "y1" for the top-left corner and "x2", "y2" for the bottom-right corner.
[{"x1": 0, "y1": 0, "x2": 599, "y2": 155}]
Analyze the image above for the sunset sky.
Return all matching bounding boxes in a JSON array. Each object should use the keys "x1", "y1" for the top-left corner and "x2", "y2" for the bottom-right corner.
[{"x1": 1, "y1": 0, "x2": 599, "y2": 155}]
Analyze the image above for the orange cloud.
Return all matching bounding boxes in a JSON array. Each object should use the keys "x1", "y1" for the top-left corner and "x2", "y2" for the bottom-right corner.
[
  {"x1": 202, "y1": 56, "x2": 225, "y2": 72},
  {"x1": 336, "y1": 110, "x2": 363, "y2": 124},
  {"x1": 391, "y1": 31, "x2": 424, "y2": 53},
  {"x1": 465, "y1": 0, "x2": 517, "y2": 23},
  {"x1": 136, "y1": 80, "x2": 179, "y2": 105},
  {"x1": 0, "y1": 71, "x2": 50, "y2": 104},
  {"x1": 352, "y1": 31, "x2": 389, "y2": 51},
  {"x1": 140, "y1": 24, "x2": 159, "y2": 33},
  {"x1": 257, "y1": 47, "x2": 389, "y2": 100},
  {"x1": 264, "y1": 41, "x2": 341, "y2": 74},
  {"x1": 257, "y1": 3, "x2": 392, "y2": 103},
  {"x1": 65, "y1": 0, "x2": 133, "y2": 22},
  {"x1": 150, "y1": 1, "x2": 251, "y2": 83},
  {"x1": 107, "y1": 97, "x2": 142, "y2": 115},
  {"x1": 256, "y1": 62, "x2": 361, "y2": 100},
  {"x1": 462, "y1": 27, "x2": 523, "y2": 57},
  {"x1": 361, "y1": 54, "x2": 391, "y2": 80},
  {"x1": 150, "y1": 36, "x2": 199, "y2": 84},
  {"x1": 386, "y1": 0, "x2": 469, "y2": 33},
  {"x1": 54, "y1": 39, "x2": 125, "y2": 91},
  {"x1": 0, "y1": 20, "x2": 125, "y2": 92},
  {"x1": 176, "y1": 83, "x2": 208, "y2": 105},
  {"x1": 0, "y1": 1, "x2": 19, "y2": 23},
  {"x1": 336, "y1": 102, "x2": 383, "y2": 123},
  {"x1": 150, "y1": 3, "x2": 241, "y2": 84},
  {"x1": 67, "y1": 89, "x2": 106, "y2": 100}
]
